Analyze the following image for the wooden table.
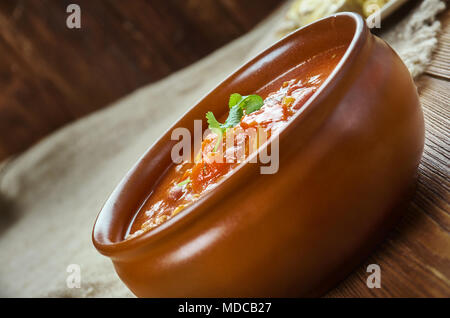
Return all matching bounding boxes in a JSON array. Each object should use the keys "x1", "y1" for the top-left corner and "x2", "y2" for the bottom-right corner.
[{"x1": 328, "y1": 9, "x2": 450, "y2": 297}]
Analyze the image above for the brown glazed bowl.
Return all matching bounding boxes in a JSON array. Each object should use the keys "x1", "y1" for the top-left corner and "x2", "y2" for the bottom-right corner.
[{"x1": 93, "y1": 13, "x2": 424, "y2": 297}]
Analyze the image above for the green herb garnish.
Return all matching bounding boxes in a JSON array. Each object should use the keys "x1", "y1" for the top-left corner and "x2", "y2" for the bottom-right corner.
[
  {"x1": 231, "y1": 94, "x2": 264, "y2": 114},
  {"x1": 206, "y1": 93, "x2": 264, "y2": 151},
  {"x1": 228, "y1": 93, "x2": 243, "y2": 108},
  {"x1": 176, "y1": 177, "x2": 191, "y2": 187}
]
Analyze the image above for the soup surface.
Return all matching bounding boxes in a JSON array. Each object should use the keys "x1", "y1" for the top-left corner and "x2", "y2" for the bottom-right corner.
[{"x1": 126, "y1": 46, "x2": 346, "y2": 239}]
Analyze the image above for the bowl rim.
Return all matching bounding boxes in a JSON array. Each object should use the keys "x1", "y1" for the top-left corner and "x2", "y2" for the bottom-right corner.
[{"x1": 92, "y1": 12, "x2": 368, "y2": 256}]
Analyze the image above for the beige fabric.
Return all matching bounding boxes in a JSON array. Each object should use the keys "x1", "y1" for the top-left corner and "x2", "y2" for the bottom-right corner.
[
  {"x1": 0, "y1": 0, "x2": 445, "y2": 297},
  {"x1": 382, "y1": 0, "x2": 446, "y2": 77}
]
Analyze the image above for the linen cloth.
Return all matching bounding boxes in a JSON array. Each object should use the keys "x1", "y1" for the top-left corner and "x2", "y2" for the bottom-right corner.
[{"x1": 0, "y1": 0, "x2": 445, "y2": 297}]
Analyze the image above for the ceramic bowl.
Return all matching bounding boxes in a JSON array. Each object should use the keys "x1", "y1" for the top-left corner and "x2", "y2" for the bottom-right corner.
[{"x1": 93, "y1": 12, "x2": 424, "y2": 297}]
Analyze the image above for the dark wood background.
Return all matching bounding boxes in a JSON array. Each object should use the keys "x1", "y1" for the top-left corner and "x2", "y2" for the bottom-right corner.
[{"x1": 0, "y1": 0, "x2": 282, "y2": 160}]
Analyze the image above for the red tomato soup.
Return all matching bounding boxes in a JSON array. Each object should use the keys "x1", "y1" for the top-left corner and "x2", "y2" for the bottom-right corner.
[{"x1": 126, "y1": 46, "x2": 346, "y2": 239}]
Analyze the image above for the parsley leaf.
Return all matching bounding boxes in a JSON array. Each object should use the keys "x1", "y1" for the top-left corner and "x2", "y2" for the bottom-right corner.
[
  {"x1": 207, "y1": 93, "x2": 264, "y2": 130},
  {"x1": 206, "y1": 105, "x2": 243, "y2": 130},
  {"x1": 210, "y1": 127, "x2": 223, "y2": 152},
  {"x1": 222, "y1": 105, "x2": 244, "y2": 128},
  {"x1": 176, "y1": 177, "x2": 191, "y2": 187},
  {"x1": 205, "y1": 111, "x2": 222, "y2": 130},
  {"x1": 205, "y1": 112, "x2": 224, "y2": 151},
  {"x1": 240, "y1": 95, "x2": 264, "y2": 114},
  {"x1": 229, "y1": 93, "x2": 264, "y2": 114},
  {"x1": 205, "y1": 93, "x2": 264, "y2": 152},
  {"x1": 229, "y1": 93, "x2": 242, "y2": 108}
]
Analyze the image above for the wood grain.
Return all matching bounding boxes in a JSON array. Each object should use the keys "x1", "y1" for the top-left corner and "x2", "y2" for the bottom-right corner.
[
  {"x1": 0, "y1": 0, "x2": 281, "y2": 160},
  {"x1": 427, "y1": 10, "x2": 450, "y2": 80},
  {"x1": 327, "y1": 10, "x2": 450, "y2": 297}
]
